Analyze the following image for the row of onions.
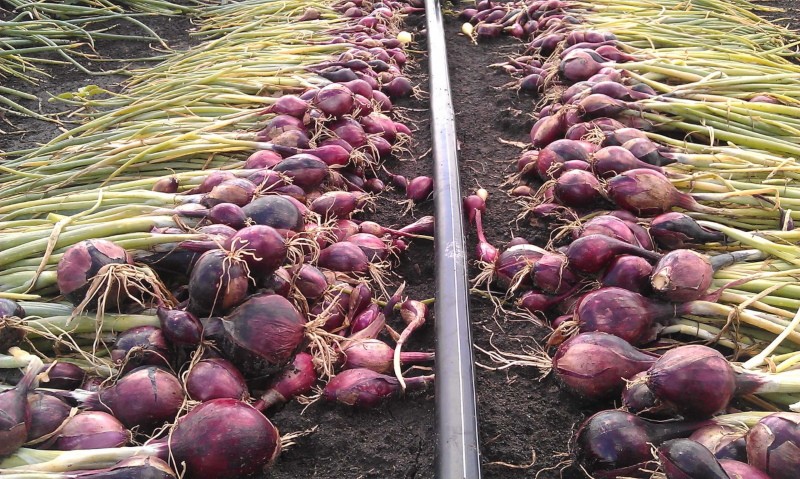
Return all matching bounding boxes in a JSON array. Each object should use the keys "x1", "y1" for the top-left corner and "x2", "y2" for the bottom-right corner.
[
  {"x1": 0, "y1": 0, "x2": 436, "y2": 478},
  {"x1": 461, "y1": 0, "x2": 800, "y2": 477}
]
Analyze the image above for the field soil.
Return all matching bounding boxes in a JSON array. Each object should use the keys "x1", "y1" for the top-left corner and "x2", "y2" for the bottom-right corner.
[{"x1": 0, "y1": 1, "x2": 798, "y2": 478}]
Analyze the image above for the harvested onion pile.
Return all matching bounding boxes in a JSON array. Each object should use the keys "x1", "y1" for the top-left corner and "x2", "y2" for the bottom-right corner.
[
  {"x1": 0, "y1": 0, "x2": 435, "y2": 477},
  {"x1": 462, "y1": 0, "x2": 800, "y2": 477}
]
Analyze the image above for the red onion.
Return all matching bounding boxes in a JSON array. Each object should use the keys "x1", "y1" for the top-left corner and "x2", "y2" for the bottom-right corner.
[
  {"x1": 57, "y1": 239, "x2": 132, "y2": 307},
  {"x1": 254, "y1": 352, "x2": 317, "y2": 411},
  {"x1": 573, "y1": 287, "x2": 674, "y2": 345},
  {"x1": 600, "y1": 255, "x2": 653, "y2": 294},
  {"x1": 341, "y1": 338, "x2": 433, "y2": 374},
  {"x1": 575, "y1": 409, "x2": 703, "y2": 478},
  {"x1": 157, "y1": 307, "x2": 202, "y2": 347},
  {"x1": 110, "y1": 326, "x2": 170, "y2": 372},
  {"x1": 50, "y1": 411, "x2": 129, "y2": 450},
  {"x1": 552, "y1": 332, "x2": 656, "y2": 399},
  {"x1": 566, "y1": 234, "x2": 661, "y2": 273},
  {"x1": 0, "y1": 355, "x2": 42, "y2": 455},
  {"x1": 318, "y1": 241, "x2": 371, "y2": 274},
  {"x1": 38, "y1": 362, "x2": 86, "y2": 390},
  {"x1": 166, "y1": 399, "x2": 280, "y2": 479},
  {"x1": 201, "y1": 178, "x2": 256, "y2": 208},
  {"x1": 553, "y1": 169, "x2": 605, "y2": 207},
  {"x1": 79, "y1": 366, "x2": 184, "y2": 430},
  {"x1": 646, "y1": 345, "x2": 735, "y2": 419},
  {"x1": 225, "y1": 225, "x2": 287, "y2": 276},
  {"x1": 606, "y1": 169, "x2": 721, "y2": 217},
  {"x1": 650, "y1": 212, "x2": 726, "y2": 249},
  {"x1": 592, "y1": 145, "x2": 663, "y2": 178},
  {"x1": 26, "y1": 393, "x2": 70, "y2": 443},
  {"x1": 313, "y1": 83, "x2": 354, "y2": 117},
  {"x1": 578, "y1": 215, "x2": 638, "y2": 245},
  {"x1": 746, "y1": 412, "x2": 800, "y2": 479},
  {"x1": 186, "y1": 358, "x2": 248, "y2": 402},
  {"x1": 187, "y1": 249, "x2": 250, "y2": 316},
  {"x1": 242, "y1": 195, "x2": 304, "y2": 232},
  {"x1": 650, "y1": 249, "x2": 713, "y2": 302},
  {"x1": 531, "y1": 253, "x2": 578, "y2": 294},
  {"x1": 658, "y1": 439, "x2": 730, "y2": 479},
  {"x1": 690, "y1": 424, "x2": 748, "y2": 462},
  {"x1": 208, "y1": 203, "x2": 247, "y2": 229},
  {"x1": 323, "y1": 368, "x2": 433, "y2": 408},
  {"x1": 273, "y1": 154, "x2": 329, "y2": 189},
  {"x1": 290, "y1": 263, "x2": 328, "y2": 300},
  {"x1": 223, "y1": 294, "x2": 306, "y2": 367},
  {"x1": 310, "y1": 191, "x2": 370, "y2": 218}
]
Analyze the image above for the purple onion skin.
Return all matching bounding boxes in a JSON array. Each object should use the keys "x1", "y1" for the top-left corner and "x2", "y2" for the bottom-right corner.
[
  {"x1": 57, "y1": 239, "x2": 132, "y2": 307},
  {"x1": 574, "y1": 410, "x2": 701, "y2": 478},
  {"x1": 223, "y1": 294, "x2": 306, "y2": 366},
  {"x1": 0, "y1": 300, "x2": 25, "y2": 350},
  {"x1": 111, "y1": 326, "x2": 170, "y2": 373},
  {"x1": 553, "y1": 169, "x2": 606, "y2": 208},
  {"x1": 186, "y1": 358, "x2": 249, "y2": 402},
  {"x1": 600, "y1": 255, "x2": 653, "y2": 294},
  {"x1": 574, "y1": 287, "x2": 674, "y2": 346},
  {"x1": 323, "y1": 368, "x2": 433, "y2": 408},
  {"x1": 84, "y1": 366, "x2": 184, "y2": 430},
  {"x1": 157, "y1": 307, "x2": 203, "y2": 347},
  {"x1": 166, "y1": 399, "x2": 280, "y2": 479},
  {"x1": 406, "y1": 176, "x2": 434, "y2": 202},
  {"x1": 622, "y1": 371, "x2": 677, "y2": 418},
  {"x1": 0, "y1": 358, "x2": 41, "y2": 456},
  {"x1": 187, "y1": 249, "x2": 250, "y2": 316},
  {"x1": 552, "y1": 332, "x2": 656, "y2": 400},
  {"x1": 719, "y1": 459, "x2": 772, "y2": 479},
  {"x1": 26, "y1": 393, "x2": 71, "y2": 443},
  {"x1": 50, "y1": 411, "x2": 129, "y2": 450},
  {"x1": 531, "y1": 253, "x2": 578, "y2": 295},
  {"x1": 650, "y1": 212, "x2": 726, "y2": 250},
  {"x1": 39, "y1": 362, "x2": 86, "y2": 390},
  {"x1": 273, "y1": 154, "x2": 329, "y2": 189},
  {"x1": 290, "y1": 264, "x2": 328, "y2": 300},
  {"x1": 225, "y1": 225, "x2": 287, "y2": 276},
  {"x1": 242, "y1": 195, "x2": 304, "y2": 232},
  {"x1": 658, "y1": 439, "x2": 730, "y2": 479},
  {"x1": 647, "y1": 345, "x2": 736, "y2": 419},
  {"x1": 349, "y1": 304, "x2": 381, "y2": 337},
  {"x1": 255, "y1": 353, "x2": 317, "y2": 411},
  {"x1": 606, "y1": 168, "x2": 693, "y2": 217},
  {"x1": 592, "y1": 145, "x2": 663, "y2": 178},
  {"x1": 650, "y1": 249, "x2": 713, "y2": 302},
  {"x1": 578, "y1": 215, "x2": 638, "y2": 245},
  {"x1": 201, "y1": 178, "x2": 256, "y2": 208},
  {"x1": 566, "y1": 234, "x2": 661, "y2": 274},
  {"x1": 690, "y1": 424, "x2": 748, "y2": 462},
  {"x1": 747, "y1": 412, "x2": 800, "y2": 479},
  {"x1": 318, "y1": 242, "x2": 370, "y2": 274}
]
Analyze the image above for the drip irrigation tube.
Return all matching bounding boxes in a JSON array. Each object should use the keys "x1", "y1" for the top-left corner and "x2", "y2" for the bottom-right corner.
[{"x1": 424, "y1": 1, "x2": 482, "y2": 478}]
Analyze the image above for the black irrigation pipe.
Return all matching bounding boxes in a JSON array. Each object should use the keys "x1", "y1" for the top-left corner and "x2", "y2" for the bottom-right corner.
[{"x1": 424, "y1": 0, "x2": 482, "y2": 478}]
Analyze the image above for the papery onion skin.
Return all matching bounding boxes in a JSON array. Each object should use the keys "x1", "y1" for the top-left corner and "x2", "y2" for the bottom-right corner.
[
  {"x1": 647, "y1": 345, "x2": 736, "y2": 419},
  {"x1": 657, "y1": 439, "x2": 730, "y2": 479},
  {"x1": 166, "y1": 399, "x2": 280, "y2": 479},
  {"x1": 552, "y1": 332, "x2": 656, "y2": 399},
  {"x1": 746, "y1": 412, "x2": 800, "y2": 479},
  {"x1": 223, "y1": 294, "x2": 306, "y2": 367}
]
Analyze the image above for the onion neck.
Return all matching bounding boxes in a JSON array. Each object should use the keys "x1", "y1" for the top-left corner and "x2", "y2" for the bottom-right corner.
[{"x1": 733, "y1": 366, "x2": 800, "y2": 395}]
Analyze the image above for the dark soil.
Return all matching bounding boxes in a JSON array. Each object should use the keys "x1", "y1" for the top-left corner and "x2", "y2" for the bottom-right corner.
[{"x1": 1, "y1": 2, "x2": 799, "y2": 479}]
